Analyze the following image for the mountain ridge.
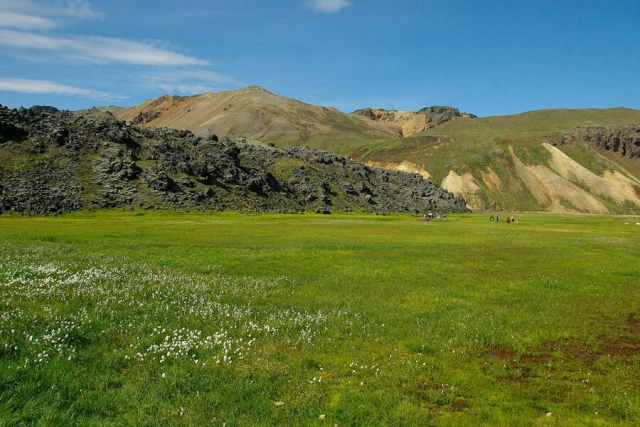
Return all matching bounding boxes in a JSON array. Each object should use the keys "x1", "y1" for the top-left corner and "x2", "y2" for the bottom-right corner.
[
  {"x1": 0, "y1": 105, "x2": 468, "y2": 215},
  {"x1": 105, "y1": 87, "x2": 640, "y2": 214},
  {"x1": 371, "y1": 108, "x2": 640, "y2": 213},
  {"x1": 116, "y1": 86, "x2": 390, "y2": 147}
]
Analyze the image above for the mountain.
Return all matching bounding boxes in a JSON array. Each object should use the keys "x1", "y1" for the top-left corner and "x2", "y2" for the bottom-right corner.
[
  {"x1": 114, "y1": 87, "x2": 473, "y2": 154},
  {"x1": 0, "y1": 105, "x2": 467, "y2": 215},
  {"x1": 114, "y1": 87, "x2": 640, "y2": 214},
  {"x1": 363, "y1": 109, "x2": 640, "y2": 213},
  {"x1": 116, "y1": 86, "x2": 395, "y2": 153}
]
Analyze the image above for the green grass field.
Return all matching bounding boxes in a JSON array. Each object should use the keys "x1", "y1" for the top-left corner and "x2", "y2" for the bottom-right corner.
[{"x1": 1, "y1": 212, "x2": 638, "y2": 426}]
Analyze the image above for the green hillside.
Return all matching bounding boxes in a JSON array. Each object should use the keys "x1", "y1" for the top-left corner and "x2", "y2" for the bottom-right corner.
[
  {"x1": 360, "y1": 108, "x2": 640, "y2": 213},
  {"x1": 112, "y1": 87, "x2": 640, "y2": 214}
]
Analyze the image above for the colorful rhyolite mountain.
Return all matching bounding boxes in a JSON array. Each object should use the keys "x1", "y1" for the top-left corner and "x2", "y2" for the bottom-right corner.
[{"x1": 114, "y1": 86, "x2": 640, "y2": 214}]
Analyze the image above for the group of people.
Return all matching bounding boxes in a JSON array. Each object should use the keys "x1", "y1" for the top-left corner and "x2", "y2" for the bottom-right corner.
[
  {"x1": 422, "y1": 212, "x2": 447, "y2": 221},
  {"x1": 490, "y1": 214, "x2": 517, "y2": 224}
]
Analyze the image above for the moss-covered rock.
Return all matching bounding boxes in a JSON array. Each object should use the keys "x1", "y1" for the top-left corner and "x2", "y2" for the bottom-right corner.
[{"x1": 0, "y1": 105, "x2": 468, "y2": 215}]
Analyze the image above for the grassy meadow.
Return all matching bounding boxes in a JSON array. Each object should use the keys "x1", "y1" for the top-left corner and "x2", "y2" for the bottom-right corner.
[{"x1": 0, "y1": 211, "x2": 638, "y2": 426}]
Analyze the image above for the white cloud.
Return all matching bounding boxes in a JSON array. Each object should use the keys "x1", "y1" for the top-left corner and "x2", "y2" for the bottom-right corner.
[
  {"x1": 136, "y1": 70, "x2": 241, "y2": 94},
  {"x1": 0, "y1": 12, "x2": 56, "y2": 30},
  {"x1": 68, "y1": 36, "x2": 210, "y2": 66},
  {"x1": 57, "y1": 0, "x2": 102, "y2": 20},
  {"x1": 0, "y1": 77, "x2": 126, "y2": 101},
  {"x1": 0, "y1": 1, "x2": 225, "y2": 102},
  {"x1": 0, "y1": 1, "x2": 208, "y2": 67},
  {"x1": 0, "y1": 29, "x2": 60, "y2": 50},
  {"x1": 0, "y1": 29, "x2": 209, "y2": 66},
  {"x1": 0, "y1": 1, "x2": 209, "y2": 67},
  {"x1": 0, "y1": 0, "x2": 102, "y2": 29},
  {"x1": 308, "y1": 0, "x2": 351, "y2": 13}
]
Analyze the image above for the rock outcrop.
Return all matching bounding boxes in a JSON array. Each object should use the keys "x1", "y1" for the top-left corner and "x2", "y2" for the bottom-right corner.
[
  {"x1": 28, "y1": 105, "x2": 60, "y2": 115},
  {"x1": 351, "y1": 106, "x2": 476, "y2": 137},
  {"x1": 418, "y1": 106, "x2": 477, "y2": 126},
  {"x1": 0, "y1": 104, "x2": 468, "y2": 215},
  {"x1": 558, "y1": 125, "x2": 640, "y2": 159}
]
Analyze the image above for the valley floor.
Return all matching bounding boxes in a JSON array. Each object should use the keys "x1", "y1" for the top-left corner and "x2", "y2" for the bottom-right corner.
[{"x1": 0, "y1": 212, "x2": 638, "y2": 426}]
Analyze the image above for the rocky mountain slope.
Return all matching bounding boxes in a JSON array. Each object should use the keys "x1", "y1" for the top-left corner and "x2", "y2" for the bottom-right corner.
[
  {"x1": 351, "y1": 106, "x2": 476, "y2": 137},
  {"x1": 115, "y1": 86, "x2": 395, "y2": 152},
  {"x1": 0, "y1": 105, "x2": 467, "y2": 215},
  {"x1": 112, "y1": 87, "x2": 640, "y2": 214},
  {"x1": 364, "y1": 109, "x2": 640, "y2": 214},
  {"x1": 114, "y1": 87, "x2": 476, "y2": 153}
]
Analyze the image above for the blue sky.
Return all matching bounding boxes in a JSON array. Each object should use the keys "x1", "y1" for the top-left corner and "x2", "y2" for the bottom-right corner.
[{"x1": 0, "y1": 0, "x2": 638, "y2": 117}]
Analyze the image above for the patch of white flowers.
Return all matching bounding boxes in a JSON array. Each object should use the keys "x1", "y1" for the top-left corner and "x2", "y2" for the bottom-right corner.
[{"x1": 0, "y1": 243, "x2": 357, "y2": 368}]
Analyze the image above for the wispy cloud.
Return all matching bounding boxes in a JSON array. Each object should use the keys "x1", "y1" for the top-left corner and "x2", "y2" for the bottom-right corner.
[
  {"x1": 0, "y1": 78, "x2": 126, "y2": 101},
  {"x1": 0, "y1": 1, "x2": 227, "y2": 103},
  {"x1": 308, "y1": 0, "x2": 351, "y2": 14},
  {"x1": 55, "y1": 0, "x2": 103, "y2": 20},
  {"x1": 135, "y1": 70, "x2": 241, "y2": 94},
  {"x1": 0, "y1": 12, "x2": 56, "y2": 31},
  {"x1": 0, "y1": 1, "x2": 207, "y2": 67},
  {"x1": 0, "y1": 29, "x2": 209, "y2": 66},
  {"x1": 0, "y1": 0, "x2": 102, "y2": 30}
]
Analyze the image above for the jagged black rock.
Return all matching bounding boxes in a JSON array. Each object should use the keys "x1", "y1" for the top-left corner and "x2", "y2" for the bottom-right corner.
[{"x1": 0, "y1": 105, "x2": 469, "y2": 215}]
